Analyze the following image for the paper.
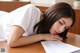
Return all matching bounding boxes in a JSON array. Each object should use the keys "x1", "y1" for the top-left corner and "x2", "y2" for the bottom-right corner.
[
  {"x1": 41, "y1": 41, "x2": 80, "y2": 53},
  {"x1": 71, "y1": 50, "x2": 80, "y2": 53}
]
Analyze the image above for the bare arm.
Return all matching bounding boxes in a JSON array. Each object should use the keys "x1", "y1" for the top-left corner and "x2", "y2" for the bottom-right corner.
[
  {"x1": 7, "y1": 25, "x2": 43, "y2": 47},
  {"x1": 7, "y1": 26, "x2": 62, "y2": 47}
]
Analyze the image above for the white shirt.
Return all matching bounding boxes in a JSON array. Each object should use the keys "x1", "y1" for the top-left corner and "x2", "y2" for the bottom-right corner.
[{"x1": 0, "y1": 4, "x2": 41, "y2": 41}]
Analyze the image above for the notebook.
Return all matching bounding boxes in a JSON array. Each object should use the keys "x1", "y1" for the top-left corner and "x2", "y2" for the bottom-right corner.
[{"x1": 41, "y1": 41, "x2": 80, "y2": 53}]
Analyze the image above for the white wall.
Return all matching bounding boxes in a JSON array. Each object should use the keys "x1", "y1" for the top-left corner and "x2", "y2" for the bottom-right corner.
[
  {"x1": 30, "y1": 0, "x2": 56, "y2": 7},
  {"x1": 19, "y1": 0, "x2": 30, "y2": 2},
  {"x1": 56, "y1": 0, "x2": 74, "y2": 7},
  {"x1": 30, "y1": 0, "x2": 75, "y2": 7}
]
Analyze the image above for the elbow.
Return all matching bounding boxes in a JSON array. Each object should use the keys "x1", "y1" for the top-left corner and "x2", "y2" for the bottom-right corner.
[{"x1": 7, "y1": 40, "x2": 17, "y2": 48}]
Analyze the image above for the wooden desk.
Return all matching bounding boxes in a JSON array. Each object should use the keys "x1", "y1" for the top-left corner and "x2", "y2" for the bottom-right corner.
[{"x1": 0, "y1": 33, "x2": 80, "y2": 53}]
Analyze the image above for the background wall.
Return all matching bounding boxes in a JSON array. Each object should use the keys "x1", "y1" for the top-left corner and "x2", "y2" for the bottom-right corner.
[
  {"x1": 0, "y1": 0, "x2": 75, "y2": 7},
  {"x1": 56, "y1": 0, "x2": 74, "y2": 7},
  {"x1": 30, "y1": 0, "x2": 75, "y2": 7}
]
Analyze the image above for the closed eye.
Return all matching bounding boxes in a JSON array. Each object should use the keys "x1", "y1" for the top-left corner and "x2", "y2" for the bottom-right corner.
[{"x1": 59, "y1": 21, "x2": 63, "y2": 25}]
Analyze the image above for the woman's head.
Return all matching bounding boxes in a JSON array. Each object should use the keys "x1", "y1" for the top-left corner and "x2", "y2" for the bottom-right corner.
[
  {"x1": 34, "y1": 2, "x2": 75, "y2": 35},
  {"x1": 50, "y1": 17, "x2": 72, "y2": 35}
]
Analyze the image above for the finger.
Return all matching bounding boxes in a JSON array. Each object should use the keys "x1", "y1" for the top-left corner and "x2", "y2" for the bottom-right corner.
[
  {"x1": 51, "y1": 34, "x2": 63, "y2": 41},
  {"x1": 54, "y1": 35, "x2": 63, "y2": 41},
  {"x1": 50, "y1": 35, "x2": 59, "y2": 41}
]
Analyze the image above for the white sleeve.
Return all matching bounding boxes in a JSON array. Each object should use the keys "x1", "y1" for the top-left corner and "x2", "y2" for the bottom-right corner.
[{"x1": 10, "y1": 4, "x2": 38, "y2": 32}]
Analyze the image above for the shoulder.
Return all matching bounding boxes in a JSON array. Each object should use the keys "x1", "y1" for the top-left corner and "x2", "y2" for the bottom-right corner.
[
  {"x1": 25, "y1": 4, "x2": 41, "y2": 13},
  {"x1": 26, "y1": 4, "x2": 36, "y2": 7},
  {"x1": 23, "y1": 4, "x2": 37, "y2": 10}
]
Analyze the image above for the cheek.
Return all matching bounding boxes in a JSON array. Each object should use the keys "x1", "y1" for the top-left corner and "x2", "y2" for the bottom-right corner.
[
  {"x1": 50, "y1": 24, "x2": 57, "y2": 33},
  {"x1": 50, "y1": 26, "x2": 54, "y2": 34}
]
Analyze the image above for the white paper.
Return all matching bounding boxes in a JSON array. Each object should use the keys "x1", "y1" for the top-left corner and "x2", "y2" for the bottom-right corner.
[{"x1": 41, "y1": 41, "x2": 80, "y2": 53}]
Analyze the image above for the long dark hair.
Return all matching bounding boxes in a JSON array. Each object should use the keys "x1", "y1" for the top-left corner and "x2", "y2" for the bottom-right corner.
[{"x1": 34, "y1": 2, "x2": 75, "y2": 39}]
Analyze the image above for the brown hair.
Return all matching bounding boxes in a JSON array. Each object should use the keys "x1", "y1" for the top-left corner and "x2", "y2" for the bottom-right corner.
[{"x1": 34, "y1": 2, "x2": 75, "y2": 39}]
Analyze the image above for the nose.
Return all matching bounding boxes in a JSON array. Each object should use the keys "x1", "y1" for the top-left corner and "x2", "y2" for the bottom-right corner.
[{"x1": 58, "y1": 26, "x2": 65, "y2": 33}]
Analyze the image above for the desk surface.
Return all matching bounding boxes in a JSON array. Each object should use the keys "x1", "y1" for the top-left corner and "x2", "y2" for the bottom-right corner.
[{"x1": 0, "y1": 33, "x2": 80, "y2": 53}]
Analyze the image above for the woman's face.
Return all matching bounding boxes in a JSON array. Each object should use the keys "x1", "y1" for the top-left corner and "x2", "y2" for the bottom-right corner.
[{"x1": 50, "y1": 17, "x2": 72, "y2": 35}]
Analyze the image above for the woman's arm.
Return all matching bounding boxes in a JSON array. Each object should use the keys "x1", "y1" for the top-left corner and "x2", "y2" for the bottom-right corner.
[
  {"x1": 7, "y1": 25, "x2": 43, "y2": 47},
  {"x1": 7, "y1": 26, "x2": 62, "y2": 47}
]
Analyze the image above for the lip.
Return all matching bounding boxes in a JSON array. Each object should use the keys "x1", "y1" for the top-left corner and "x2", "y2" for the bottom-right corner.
[{"x1": 54, "y1": 30, "x2": 58, "y2": 35}]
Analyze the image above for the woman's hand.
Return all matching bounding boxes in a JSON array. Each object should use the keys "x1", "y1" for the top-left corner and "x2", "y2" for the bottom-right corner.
[{"x1": 41, "y1": 34, "x2": 63, "y2": 41}]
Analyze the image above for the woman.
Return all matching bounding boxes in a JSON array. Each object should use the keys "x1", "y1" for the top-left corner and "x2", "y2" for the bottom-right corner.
[{"x1": 0, "y1": 2, "x2": 75, "y2": 47}]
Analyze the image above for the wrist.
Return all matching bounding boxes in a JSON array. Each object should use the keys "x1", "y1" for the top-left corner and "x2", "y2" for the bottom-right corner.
[{"x1": 38, "y1": 34, "x2": 44, "y2": 40}]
